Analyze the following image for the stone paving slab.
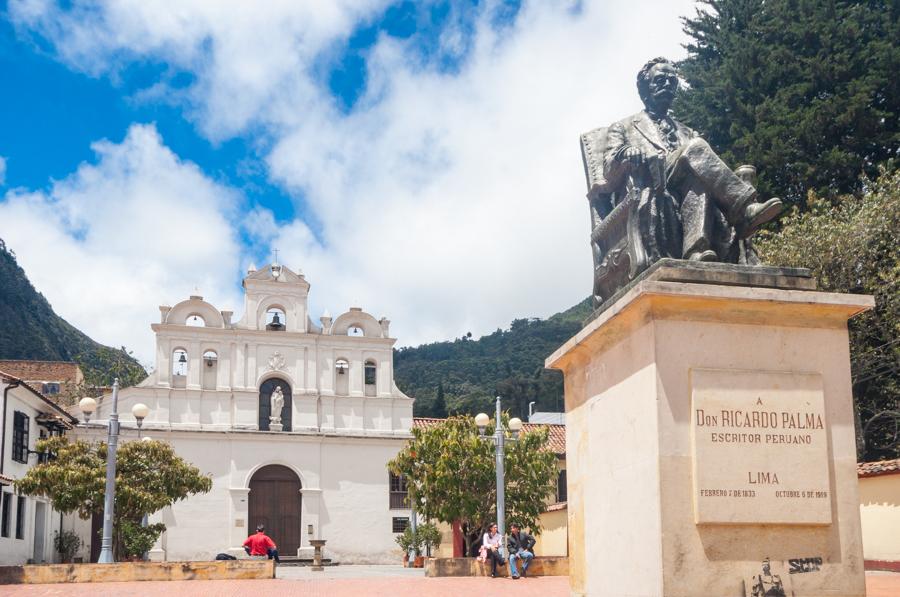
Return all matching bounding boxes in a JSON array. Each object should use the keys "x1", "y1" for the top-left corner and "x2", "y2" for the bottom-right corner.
[
  {"x1": 0, "y1": 576, "x2": 568, "y2": 597},
  {"x1": 0, "y1": 569, "x2": 895, "y2": 597}
]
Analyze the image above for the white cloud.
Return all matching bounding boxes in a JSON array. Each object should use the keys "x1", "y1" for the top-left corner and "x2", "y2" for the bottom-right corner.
[
  {"x1": 0, "y1": 125, "x2": 243, "y2": 365},
  {"x1": 7, "y1": 1, "x2": 698, "y2": 352}
]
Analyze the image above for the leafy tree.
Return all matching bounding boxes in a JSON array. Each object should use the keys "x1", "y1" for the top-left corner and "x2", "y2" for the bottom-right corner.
[
  {"x1": 676, "y1": 0, "x2": 900, "y2": 204},
  {"x1": 16, "y1": 436, "x2": 212, "y2": 559},
  {"x1": 756, "y1": 168, "x2": 900, "y2": 461},
  {"x1": 388, "y1": 415, "x2": 557, "y2": 556}
]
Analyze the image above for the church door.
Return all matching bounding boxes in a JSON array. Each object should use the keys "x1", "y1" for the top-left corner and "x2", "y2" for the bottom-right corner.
[
  {"x1": 248, "y1": 465, "x2": 302, "y2": 556},
  {"x1": 258, "y1": 378, "x2": 292, "y2": 431}
]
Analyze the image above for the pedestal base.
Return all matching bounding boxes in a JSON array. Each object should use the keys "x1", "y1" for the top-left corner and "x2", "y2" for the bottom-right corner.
[
  {"x1": 269, "y1": 423, "x2": 283, "y2": 432},
  {"x1": 547, "y1": 263, "x2": 873, "y2": 597}
]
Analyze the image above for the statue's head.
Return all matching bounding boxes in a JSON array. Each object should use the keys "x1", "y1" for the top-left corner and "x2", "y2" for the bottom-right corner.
[
  {"x1": 762, "y1": 558, "x2": 771, "y2": 574},
  {"x1": 637, "y1": 57, "x2": 679, "y2": 111}
]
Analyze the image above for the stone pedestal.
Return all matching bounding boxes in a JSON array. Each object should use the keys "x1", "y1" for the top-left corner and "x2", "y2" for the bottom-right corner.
[
  {"x1": 269, "y1": 422, "x2": 283, "y2": 432},
  {"x1": 546, "y1": 261, "x2": 873, "y2": 597},
  {"x1": 310, "y1": 539, "x2": 326, "y2": 571}
]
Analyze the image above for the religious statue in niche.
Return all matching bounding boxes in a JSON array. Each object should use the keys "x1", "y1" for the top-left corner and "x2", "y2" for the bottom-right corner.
[
  {"x1": 269, "y1": 386, "x2": 285, "y2": 427},
  {"x1": 580, "y1": 56, "x2": 783, "y2": 307}
]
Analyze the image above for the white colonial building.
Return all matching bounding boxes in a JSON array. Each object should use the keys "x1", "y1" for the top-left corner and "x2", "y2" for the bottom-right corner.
[
  {"x1": 1, "y1": 368, "x2": 76, "y2": 564},
  {"x1": 72, "y1": 263, "x2": 415, "y2": 563}
]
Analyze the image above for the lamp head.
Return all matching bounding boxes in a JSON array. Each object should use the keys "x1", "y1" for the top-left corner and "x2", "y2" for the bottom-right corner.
[
  {"x1": 132, "y1": 403, "x2": 150, "y2": 427},
  {"x1": 508, "y1": 417, "x2": 523, "y2": 437},
  {"x1": 474, "y1": 412, "x2": 490, "y2": 436},
  {"x1": 78, "y1": 397, "x2": 97, "y2": 422}
]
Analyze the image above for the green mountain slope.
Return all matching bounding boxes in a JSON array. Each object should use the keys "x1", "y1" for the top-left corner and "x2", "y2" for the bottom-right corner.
[
  {"x1": 0, "y1": 238, "x2": 146, "y2": 389},
  {"x1": 394, "y1": 298, "x2": 592, "y2": 418}
]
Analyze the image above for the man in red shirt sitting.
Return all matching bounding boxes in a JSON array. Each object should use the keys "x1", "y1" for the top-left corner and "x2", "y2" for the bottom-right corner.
[{"x1": 243, "y1": 524, "x2": 280, "y2": 563}]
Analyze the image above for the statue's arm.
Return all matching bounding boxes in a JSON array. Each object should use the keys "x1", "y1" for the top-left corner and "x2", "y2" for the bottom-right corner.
[{"x1": 603, "y1": 122, "x2": 630, "y2": 188}]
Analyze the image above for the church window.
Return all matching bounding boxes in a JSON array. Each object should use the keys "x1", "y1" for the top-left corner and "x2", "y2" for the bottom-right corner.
[
  {"x1": 392, "y1": 517, "x2": 409, "y2": 533},
  {"x1": 12, "y1": 411, "x2": 29, "y2": 464},
  {"x1": 556, "y1": 469, "x2": 568, "y2": 503},
  {"x1": 389, "y1": 472, "x2": 408, "y2": 509},
  {"x1": 42, "y1": 382, "x2": 60, "y2": 395},
  {"x1": 172, "y1": 349, "x2": 188, "y2": 377},
  {"x1": 266, "y1": 307, "x2": 286, "y2": 331},
  {"x1": 185, "y1": 314, "x2": 205, "y2": 327},
  {"x1": 348, "y1": 325, "x2": 364, "y2": 337},
  {"x1": 0, "y1": 492, "x2": 10, "y2": 538},
  {"x1": 364, "y1": 360, "x2": 377, "y2": 387},
  {"x1": 335, "y1": 359, "x2": 350, "y2": 395},
  {"x1": 15, "y1": 496, "x2": 25, "y2": 540}
]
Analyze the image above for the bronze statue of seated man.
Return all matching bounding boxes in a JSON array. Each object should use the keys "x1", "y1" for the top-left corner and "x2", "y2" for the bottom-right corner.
[{"x1": 600, "y1": 57, "x2": 782, "y2": 262}]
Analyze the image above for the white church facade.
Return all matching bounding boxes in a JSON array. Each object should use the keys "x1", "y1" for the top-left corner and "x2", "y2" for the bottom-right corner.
[{"x1": 72, "y1": 263, "x2": 415, "y2": 563}]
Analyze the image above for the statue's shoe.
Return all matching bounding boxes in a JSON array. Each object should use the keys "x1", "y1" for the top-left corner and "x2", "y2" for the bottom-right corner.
[
  {"x1": 688, "y1": 249, "x2": 718, "y2": 262},
  {"x1": 738, "y1": 198, "x2": 783, "y2": 238}
]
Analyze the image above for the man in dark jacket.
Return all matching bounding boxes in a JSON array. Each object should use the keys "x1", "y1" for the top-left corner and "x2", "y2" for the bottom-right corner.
[{"x1": 507, "y1": 523, "x2": 536, "y2": 579}]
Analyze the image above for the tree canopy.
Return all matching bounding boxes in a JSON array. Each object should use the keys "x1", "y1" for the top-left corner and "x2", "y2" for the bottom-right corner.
[
  {"x1": 676, "y1": 0, "x2": 900, "y2": 204},
  {"x1": 388, "y1": 415, "x2": 558, "y2": 556},
  {"x1": 756, "y1": 169, "x2": 900, "y2": 461},
  {"x1": 16, "y1": 436, "x2": 212, "y2": 558}
]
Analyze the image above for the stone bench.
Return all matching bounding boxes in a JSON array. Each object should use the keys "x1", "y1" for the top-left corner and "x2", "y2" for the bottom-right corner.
[
  {"x1": 424, "y1": 556, "x2": 568, "y2": 577},
  {"x1": 0, "y1": 560, "x2": 275, "y2": 584}
]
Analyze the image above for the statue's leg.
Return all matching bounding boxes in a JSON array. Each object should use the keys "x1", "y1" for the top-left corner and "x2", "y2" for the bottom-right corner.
[
  {"x1": 671, "y1": 138, "x2": 756, "y2": 225},
  {"x1": 680, "y1": 188, "x2": 714, "y2": 258}
]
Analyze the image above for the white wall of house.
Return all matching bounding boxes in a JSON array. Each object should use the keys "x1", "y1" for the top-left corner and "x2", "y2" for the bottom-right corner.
[{"x1": 0, "y1": 381, "x2": 71, "y2": 565}]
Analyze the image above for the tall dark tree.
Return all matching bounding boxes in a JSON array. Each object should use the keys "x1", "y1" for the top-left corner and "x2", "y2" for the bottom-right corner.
[
  {"x1": 433, "y1": 381, "x2": 448, "y2": 418},
  {"x1": 676, "y1": 0, "x2": 900, "y2": 204}
]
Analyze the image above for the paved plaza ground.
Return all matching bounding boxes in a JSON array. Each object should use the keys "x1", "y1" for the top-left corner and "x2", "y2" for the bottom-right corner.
[{"x1": 0, "y1": 566, "x2": 896, "y2": 596}]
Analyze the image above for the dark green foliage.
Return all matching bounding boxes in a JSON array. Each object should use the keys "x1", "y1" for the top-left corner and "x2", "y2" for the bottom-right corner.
[
  {"x1": 676, "y1": 0, "x2": 900, "y2": 204},
  {"x1": 394, "y1": 298, "x2": 592, "y2": 418},
  {"x1": 0, "y1": 238, "x2": 146, "y2": 388},
  {"x1": 756, "y1": 168, "x2": 900, "y2": 461}
]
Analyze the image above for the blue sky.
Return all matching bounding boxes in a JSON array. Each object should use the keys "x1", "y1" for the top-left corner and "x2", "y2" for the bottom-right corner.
[{"x1": 0, "y1": 0, "x2": 694, "y2": 364}]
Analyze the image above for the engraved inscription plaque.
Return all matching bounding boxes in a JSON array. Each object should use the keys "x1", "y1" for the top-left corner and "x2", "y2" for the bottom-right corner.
[{"x1": 691, "y1": 369, "x2": 831, "y2": 525}]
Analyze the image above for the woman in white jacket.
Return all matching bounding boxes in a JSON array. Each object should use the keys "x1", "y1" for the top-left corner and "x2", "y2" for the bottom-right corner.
[{"x1": 480, "y1": 522, "x2": 504, "y2": 578}]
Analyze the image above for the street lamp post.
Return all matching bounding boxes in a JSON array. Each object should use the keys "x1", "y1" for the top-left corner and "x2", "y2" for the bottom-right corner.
[
  {"x1": 78, "y1": 385, "x2": 152, "y2": 563},
  {"x1": 475, "y1": 396, "x2": 523, "y2": 558},
  {"x1": 77, "y1": 380, "x2": 122, "y2": 563}
]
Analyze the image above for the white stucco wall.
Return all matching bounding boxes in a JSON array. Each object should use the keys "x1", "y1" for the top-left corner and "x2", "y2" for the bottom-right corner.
[{"x1": 72, "y1": 426, "x2": 411, "y2": 563}]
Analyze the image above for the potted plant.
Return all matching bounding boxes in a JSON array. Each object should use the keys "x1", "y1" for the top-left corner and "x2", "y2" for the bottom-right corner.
[
  {"x1": 394, "y1": 526, "x2": 423, "y2": 567},
  {"x1": 417, "y1": 522, "x2": 442, "y2": 558},
  {"x1": 54, "y1": 530, "x2": 83, "y2": 564},
  {"x1": 120, "y1": 519, "x2": 166, "y2": 561}
]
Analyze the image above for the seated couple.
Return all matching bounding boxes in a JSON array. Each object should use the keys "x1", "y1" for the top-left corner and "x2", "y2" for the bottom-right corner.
[{"x1": 479, "y1": 522, "x2": 536, "y2": 579}]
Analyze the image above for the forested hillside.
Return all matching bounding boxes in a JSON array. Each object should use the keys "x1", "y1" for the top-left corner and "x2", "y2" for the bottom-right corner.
[
  {"x1": 394, "y1": 298, "x2": 592, "y2": 418},
  {"x1": 0, "y1": 238, "x2": 146, "y2": 390}
]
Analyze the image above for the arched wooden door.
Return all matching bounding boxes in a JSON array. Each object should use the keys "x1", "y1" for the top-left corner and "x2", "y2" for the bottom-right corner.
[{"x1": 249, "y1": 465, "x2": 302, "y2": 555}]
